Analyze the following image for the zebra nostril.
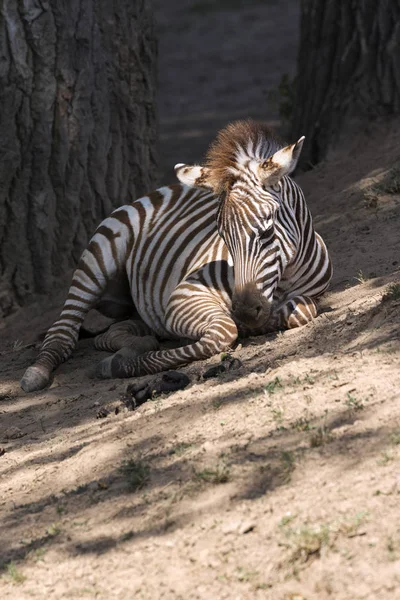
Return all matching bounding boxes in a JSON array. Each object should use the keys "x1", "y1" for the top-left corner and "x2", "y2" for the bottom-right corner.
[{"x1": 254, "y1": 305, "x2": 262, "y2": 316}]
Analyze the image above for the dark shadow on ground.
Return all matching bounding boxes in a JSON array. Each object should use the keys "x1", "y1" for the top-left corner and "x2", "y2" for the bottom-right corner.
[
  {"x1": 1, "y1": 399, "x2": 397, "y2": 569},
  {"x1": 0, "y1": 273, "x2": 398, "y2": 461}
]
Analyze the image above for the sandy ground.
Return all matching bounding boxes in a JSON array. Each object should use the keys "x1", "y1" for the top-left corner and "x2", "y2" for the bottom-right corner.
[{"x1": 1, "y1": 1, "x2": 400, "y2": 599}]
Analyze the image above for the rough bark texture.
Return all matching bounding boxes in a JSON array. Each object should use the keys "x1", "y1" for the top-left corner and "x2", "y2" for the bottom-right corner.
[
  {"x1": 0, "y1": 0, "x2": 157, "y2": 317},
  {"x1": 291, "y1": 0, "x2": 400, "y2": 168}
]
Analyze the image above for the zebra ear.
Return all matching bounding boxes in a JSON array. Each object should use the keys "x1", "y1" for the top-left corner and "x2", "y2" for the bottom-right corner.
[
  {"x1": 260, "y1": 136, "x2": 305, "y2": 184},
  {"x1": 174, "y1": 164, "x2": 213, "y2": 189}
]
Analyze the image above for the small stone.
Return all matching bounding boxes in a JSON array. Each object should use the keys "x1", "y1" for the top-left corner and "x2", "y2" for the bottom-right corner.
[
  {"x1": 125, "y1": 371, "x2": 191, "y2": 409},
  {"x1": 135, "y1": 388, "x2": 151, "y2": 403},
  {"x1": 227, "y1": 358, "x2": 243, "y2": 371},
  {"x1": 96, "y1": 408, "x2": 110, "y2": 419},
  {"x1": 221, "y1": 519, "x2": 241, "y2": 535},
  {"x1": 201, "y1": 441, "x2": 213, "y2": 453},
  {"x1": 203, "y1": 354, "x2": 242, "y2": 378},
  {"x1": 239, "y1": 521, "x2": 256, "y2": 534},
  {"x1": 160, "y1": 371, "x2": 190, "y2": 392},
  {"x1": 203, "y1": 364, "x2": 227, "y2": 379}
]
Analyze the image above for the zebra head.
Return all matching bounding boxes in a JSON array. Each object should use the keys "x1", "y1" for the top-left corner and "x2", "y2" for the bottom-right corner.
[{"x1": 175, "y1": 120, "x2": 305, "y2": 329}]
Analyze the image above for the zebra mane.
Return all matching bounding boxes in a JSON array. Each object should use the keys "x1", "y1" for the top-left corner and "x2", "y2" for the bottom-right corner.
[{"x1": 205, "y1": 119, "x2": 283, "y2": 194}]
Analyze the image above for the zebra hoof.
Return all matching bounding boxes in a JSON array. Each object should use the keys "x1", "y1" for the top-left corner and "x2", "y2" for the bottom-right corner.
[
  {"x1": 20, "y1": 365, "x2": 50, "y2": 393},
  {"x1": 95, "y1": 356, "x2": 114, "y2": 379},
  {"x1": 95, "y1": 347, "x2": 140, "y2": 380}
]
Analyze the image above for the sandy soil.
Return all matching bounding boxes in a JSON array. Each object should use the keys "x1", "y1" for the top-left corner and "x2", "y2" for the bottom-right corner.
[{"x1": 1, "y1": 1, "x2": 400, "y2": 599}]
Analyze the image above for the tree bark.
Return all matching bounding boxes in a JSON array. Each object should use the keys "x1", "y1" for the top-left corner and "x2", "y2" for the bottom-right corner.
[
  {"x1": 291, "y1": 0, "x2": 400, "y2": 168},
  {"x1": 0, "y1": 0, "x2": 157, "y2": 317}
]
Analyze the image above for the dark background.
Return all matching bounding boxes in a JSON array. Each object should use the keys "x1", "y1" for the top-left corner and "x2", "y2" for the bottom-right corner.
[{"x1": 153, "y1": 0, "x2": 300, "y2": 183}]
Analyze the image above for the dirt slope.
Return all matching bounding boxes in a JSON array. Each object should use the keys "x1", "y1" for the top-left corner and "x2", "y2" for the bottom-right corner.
[{"x1": 0, "y1": 119, "x2": 399, "y2": 599}]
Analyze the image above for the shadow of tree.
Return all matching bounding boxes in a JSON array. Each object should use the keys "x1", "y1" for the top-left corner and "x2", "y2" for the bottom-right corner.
[
  {"x1": 1, "y1": 388, "x2": 397, "y2": 570},
  {"x1": 1, "y1": 284, "x2": 398, "y2": 474}
]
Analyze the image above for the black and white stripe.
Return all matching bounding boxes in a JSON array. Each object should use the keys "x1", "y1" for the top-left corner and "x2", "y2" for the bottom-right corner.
[{"x1": 21, "y1": 121, "x2": 332, "y2": 392}]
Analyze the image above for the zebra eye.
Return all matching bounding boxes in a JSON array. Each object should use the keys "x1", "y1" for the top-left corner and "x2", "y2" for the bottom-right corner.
[{"x1": 258, "y1": 226, "x2": 274, "y2": 242}]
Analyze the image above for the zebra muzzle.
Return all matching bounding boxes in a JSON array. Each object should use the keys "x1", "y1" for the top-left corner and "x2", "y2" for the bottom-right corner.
[{"x1": 231, "y1": 284, "x2": 271, "y2": 328}]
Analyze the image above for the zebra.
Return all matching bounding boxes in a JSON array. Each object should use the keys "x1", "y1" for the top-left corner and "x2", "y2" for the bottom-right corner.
[{"x1": 21, "y1": 120, "x2": 332, "y2": 393}]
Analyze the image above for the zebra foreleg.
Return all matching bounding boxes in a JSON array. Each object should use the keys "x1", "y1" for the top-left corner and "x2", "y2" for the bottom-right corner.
[
  {"x1": 20, "y1": 268, "x2": 107, "y2": 393},
  {"x1": 94, "y1": 320, "x2": 156, "y2": 352},
  {"x1": 275, "y1": 295, "x2": 318, "y2": 329},
  {"x1": 20, "y1": 268, "x2": 110, "y2": 393},
  {"x1": 93, "y1": 320, "x2": 160, "y2": 379},
  {"x1": 20, "y1": 209, "x2": 133, "y2": 392},
  {"x1": 94, "y1": 313, "x2": 238, "y2": 380}
]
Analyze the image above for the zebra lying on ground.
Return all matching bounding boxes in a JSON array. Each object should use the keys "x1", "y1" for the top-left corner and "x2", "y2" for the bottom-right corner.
[{"x1": 21, "y1": 120, "x2": 332, "y2": 393}]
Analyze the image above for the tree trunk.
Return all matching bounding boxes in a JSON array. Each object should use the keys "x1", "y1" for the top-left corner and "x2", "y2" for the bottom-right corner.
[
  {"x1": 291, "y1": 0, "x2": 400, "y2": 168},
  {"x1": 0, "y1": 0, "x2": 157, "y2": 317}
]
